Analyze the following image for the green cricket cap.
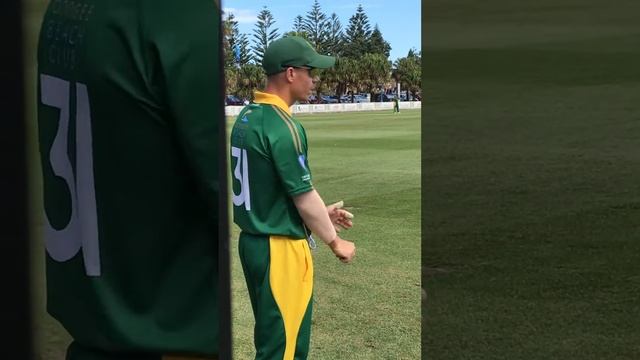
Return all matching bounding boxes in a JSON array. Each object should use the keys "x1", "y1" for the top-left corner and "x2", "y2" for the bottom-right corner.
[{"x1": 262, "y1": 36, "x2": 336, "y2": 75}]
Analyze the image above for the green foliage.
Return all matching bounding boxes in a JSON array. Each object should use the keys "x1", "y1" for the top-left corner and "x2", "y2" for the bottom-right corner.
[
  {"x1": 234, "y1": 64, "x2": 266, "y2": 101},
  {"x1": 335, "y1": 6, "x2": 393, "y2": 98},
  {"x1": 225, "y1": 66, "x2": 238, "y2": 95},
  {"x1": 336, "y1": 57, "x2": 362, "y2": 100},
  {"x1": 359, "y1": 53, "x2": 392, "y2": 98},
  {"x1": 394, "y1": 51, "x2": 421, "y2": 99},
  {"x1": 316, "y1": 57, "x2": 356, "y2": 102},
  {"x1": 282, "y1": 30, "x2": 311, "y2": 41},
  {"x1": 224, "y1": 4, "x2": 403, "y2": 99}
]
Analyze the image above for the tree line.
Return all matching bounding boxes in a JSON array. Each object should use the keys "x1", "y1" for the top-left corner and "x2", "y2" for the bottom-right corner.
[{"x1": 223, "y1": 1, "x2": 422, "y2": 103}]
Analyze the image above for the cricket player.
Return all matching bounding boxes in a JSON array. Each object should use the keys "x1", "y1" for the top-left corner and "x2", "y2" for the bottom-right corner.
[
  {"x1": 230, "y1": 36, "x2": 357, "y2": 360},
  {"x1": 36, "y1": 0, "x2": 224, "y2": 358}
]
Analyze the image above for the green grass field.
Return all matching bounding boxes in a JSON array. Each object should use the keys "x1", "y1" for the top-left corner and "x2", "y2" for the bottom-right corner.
[
  {"x1": 230, "y1": 110, "x2": 421, "y2": 359},
  {"x1": 423, "y1": 0, "x2": 640, "y2": 359},
  {"x1": 30, "y1": 108, "x2": 421, "y2": 359}
]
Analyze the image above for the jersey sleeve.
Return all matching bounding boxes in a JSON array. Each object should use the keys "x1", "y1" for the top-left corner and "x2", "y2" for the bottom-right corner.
[
  {"x1": 145, "y1": 0, "x2": 223, "y2": 218},
  {"x1": 266, "y1": 109, "x2": 313, "y2": 196}
]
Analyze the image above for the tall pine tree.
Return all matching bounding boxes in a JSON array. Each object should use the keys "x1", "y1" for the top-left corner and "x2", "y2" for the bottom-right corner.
[
  {"x1": 368, "y1": 24, "x2": 391, "y2": 58},
  {"x1": 284, "y1": 15, "x2": 309, "y2": 40},
  {"x1": 223, "y1": 12, "x2": 252, "y2": 68},
  {"x1": 293, "y1": 15, "x2": 305, "y2": 33},
  {"x1": 223, "y1": 12, "x2": 236, "y2": 68},
  {"x1": 342, "y1": 4, "x2": 372, "y2": 58},
  {"x1": 237, "y1": 33, "x2": 252, "y2": 66},
  {"x1": 302, "y1": 0, "x2": 329, "y2": 53},
  {"x1": 325, "y1": 13, "x2": 344, "y2": 57},
  {"x1": 252, "y1": 6, "x2": 279, "y2": 64}
]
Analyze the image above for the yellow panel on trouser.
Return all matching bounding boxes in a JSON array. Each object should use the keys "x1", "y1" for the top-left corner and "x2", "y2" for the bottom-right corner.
[{"x1": 269, "y1": 236, "x2": 314, "y2": 360}]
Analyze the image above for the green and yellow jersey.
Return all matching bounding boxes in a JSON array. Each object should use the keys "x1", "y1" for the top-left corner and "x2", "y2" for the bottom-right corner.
[{"x1": 230, "y1": 91, "x2": 313, "y2": 239}]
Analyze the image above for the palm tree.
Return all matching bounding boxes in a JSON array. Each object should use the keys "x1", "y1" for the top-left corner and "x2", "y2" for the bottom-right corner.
[
  {"x1": 394, "y1": 50, "x2": 421, "y2": 100},
  {"x1": 324, "y1": 57, "x2": 359, "y2": 102},
  {"x1": 359, "y1": 53, "x2": 391, "y2": 100}
]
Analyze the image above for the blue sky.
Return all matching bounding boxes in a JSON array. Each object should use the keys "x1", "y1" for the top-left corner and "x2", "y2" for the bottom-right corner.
[{"x1": 221, "y1": 0, "x2": 421, "y2": 62}]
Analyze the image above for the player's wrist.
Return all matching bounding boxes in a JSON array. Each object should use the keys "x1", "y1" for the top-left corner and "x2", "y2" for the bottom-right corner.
[
  {"x1": 320, "y1": 225, "x2": 338, "y2": 245},
  {"x1": 328, "y1": 234, "x2": 341, "y2": 249}
]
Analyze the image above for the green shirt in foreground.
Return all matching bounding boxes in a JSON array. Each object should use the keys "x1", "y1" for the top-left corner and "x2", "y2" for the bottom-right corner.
[
  {"x1": 37, "y1": 0, "x2": 223, "y2": 355},
  {"x1": 230, "y1": 91, "x2": 313, "y2": 239}
]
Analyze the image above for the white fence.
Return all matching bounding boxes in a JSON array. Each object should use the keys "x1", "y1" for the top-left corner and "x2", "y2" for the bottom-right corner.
[{"x1": 225, "y1": 101, "x2": 421, "y2": 117}]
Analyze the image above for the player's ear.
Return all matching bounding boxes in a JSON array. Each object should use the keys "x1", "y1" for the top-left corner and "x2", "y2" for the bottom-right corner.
[{"x1": 285, "y1": 67, "x2": 296, "y2": 83}]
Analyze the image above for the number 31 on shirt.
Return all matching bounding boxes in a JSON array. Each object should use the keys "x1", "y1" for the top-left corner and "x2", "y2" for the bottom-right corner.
[
  {"x1": 231, "y1": 146, "x2": 251, "y2": 211},
  {"x1": 40, "y1": 74, "x2": 100, "y2": 276}
]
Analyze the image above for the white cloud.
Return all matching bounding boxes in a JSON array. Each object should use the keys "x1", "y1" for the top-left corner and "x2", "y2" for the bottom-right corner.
[{"x1": 222, "y1": 7, "x2": 258, "y2": 24}]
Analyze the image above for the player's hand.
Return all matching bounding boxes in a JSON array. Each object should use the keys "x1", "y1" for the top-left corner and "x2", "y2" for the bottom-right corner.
[
  {"x1": 328, "y1": 236, "x2": 356, "y2": 263},
  {"x1": 327, "y1": 200, "x2": 354, "y2": 232}
]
